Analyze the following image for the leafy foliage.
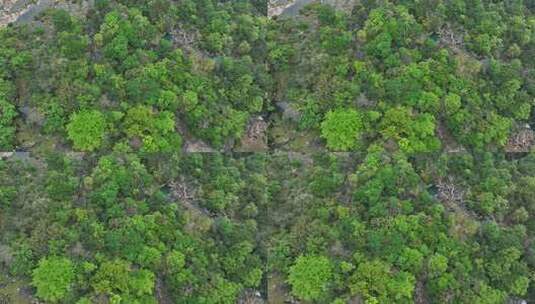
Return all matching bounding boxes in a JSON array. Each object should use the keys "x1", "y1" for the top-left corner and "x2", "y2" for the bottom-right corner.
[
  {"x1": 123, "y1": 105, "x2": 181, "y2": 152},
  {"x1": 67, "y1": 110, "x2": 107, "y2": 151},
  {"x1": 321, "y1": 108, "x2": 364, "y2": 151},
  {"x1": 32, "y1": 257, "x2": 75, "y2": 302},
  {"x1": 288, "y1": 255, "x2": 333, "y2": 301}
]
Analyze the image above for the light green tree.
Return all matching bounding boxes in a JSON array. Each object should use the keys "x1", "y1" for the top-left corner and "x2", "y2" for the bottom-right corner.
[
  {"x1": 321, "y1": 108, "x2": 364, "y2": 151},
  {"x1": 32, "y1": 256, "x2": 75, "y2": 303},
  {"x1": 67, "y1": 110, "x2": 106, "y2": 151},
  {"x1": 124, "y1": 105, "x2": 181, "y2": 152},
  {"x1": 350, "y1": 259, "x2": 415, "y2": 303},
  {"x1": 288, "y1": 255, "x2": 333, "y2": 301}
]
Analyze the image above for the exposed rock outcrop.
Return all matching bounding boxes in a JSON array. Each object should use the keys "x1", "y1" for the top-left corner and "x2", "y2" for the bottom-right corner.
[
  {"x1": 1, "y1": 0, "x2": 93, "y2": 27},
  {"x1": 268, "y1": 0, "x2": 357, "y2": 18},
  {"x1": 236, "y1": 116, "x2": 269, "y2": 152},
  {"x1": 0, "y1": 0, "x2": 30, "y2": 26},
  {"x1": 506, "y1": 125, "x2": 535, "y2": 152}
]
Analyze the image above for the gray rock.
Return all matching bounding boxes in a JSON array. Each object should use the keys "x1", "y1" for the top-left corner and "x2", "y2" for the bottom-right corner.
[
  {"x1": 183, "y1": 140, "x2": 217, "y2": 153},
  {"x1": 1, "y1": 0, "x2": 94, "y2": 27},
  {"x1": 20, "y1": 106, "x2": 45, "y2": 126},
  {"x1": 268, "y1": 0, "x2": 357, "y2": 18},
  {"x1": 276, "y1": 101, "x2": 301, "y2": 121}
]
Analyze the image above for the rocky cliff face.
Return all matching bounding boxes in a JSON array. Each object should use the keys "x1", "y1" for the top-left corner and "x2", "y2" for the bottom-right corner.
[
  {"x1": 0, "y1": 0, "x2": 30, "y2": 26},
  {"x1": 268, "y1": 0, "x2": 295, "y2": 18},
  {"x1": 3, "y1": 0, "x2": 355, "y2": 24},
  {"x1": 268, "y1": 0, "x2": 357, "y2": 18},
  {"x1": 0, "y1": 0, "x2": 93, "y2": 27}
]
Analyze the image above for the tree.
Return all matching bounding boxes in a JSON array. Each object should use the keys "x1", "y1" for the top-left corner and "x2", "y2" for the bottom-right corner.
[
  {"x1": 67, "y1": 110, "x2": 106, "y2": 151},
  {"x1": 288, "y1": 255, "x2": 333, "y2": 301},
  {"x1": 380, "y1": 106, "x2": 440, "y2": 153},
  {"x1": 92, "y1": 259, "x2": 155, "y2": 301},
  {"x1": 92, "y1": 260, "x2": 131, "y2": 295},
  {"x1": 124, "y1": 105, "x2": 181, "y2": 152},
  {"x1": 444, "y1": 93, "x2": 461, "y2": 114},
  {"x1": 0, "y1": 80, "x2": 17, "y2": 149},
  {"x1": 166, "y1": 250, "x2": 186, "y2": 273},
  {"x1": 202, "y1": 276, "x2": 241, "y2": 304},
  {"x1": 136, "y1": 246, "x2": 162, "y2": 269},
  {"x1": 32, "y1": 256, "x2": 75, "y2": 303},
  {"x1": 321, "y1": 108, "x2": 364, "y2": 151},
  {"x1": 350, "y1": 259, "x2": 415, "y2": 303},
  {"x1": 396, "y1": 247, "x2": 424, "y2": 272},
  {"x1": 0, "y1": 98, "x2": 16, "y2": 149},
  {"x1": 428, "y1": 254, "x2": 448, "y2": 278}
]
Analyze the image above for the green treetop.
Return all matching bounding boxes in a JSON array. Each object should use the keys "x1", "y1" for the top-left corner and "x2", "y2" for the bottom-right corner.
[
  {"x1": 321, "y1": 108, "x2": 364, "y2": 151},
  {"x1": 32, "y1": 256, "x2": 75, "y2": 303},
  {"x1": 288, "y1": 255, "x2": 333, "y2": 301},
  {"x1": 67, "y1": 110, "x2": 107, "y2": 151}
]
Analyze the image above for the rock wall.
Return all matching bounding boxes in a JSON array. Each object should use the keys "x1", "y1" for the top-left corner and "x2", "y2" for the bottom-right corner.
[
  {"x1": 0, "y1": 0, "x2": 30, "y2": 26},
  {"x1": 268, "y1": 0, "x2": 357, "y2": 18},
  {"x1": 0, "y1": 0, "x2": 93, "y2": 27},
  {"x1": 268, "y1": 0, "x2": 296, "y2": 18}
]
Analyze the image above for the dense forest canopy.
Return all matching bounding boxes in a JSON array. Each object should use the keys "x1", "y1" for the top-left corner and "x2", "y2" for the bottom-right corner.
[{"x1": 0, "y1": 0, "x2": 535, "y2": 303}]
